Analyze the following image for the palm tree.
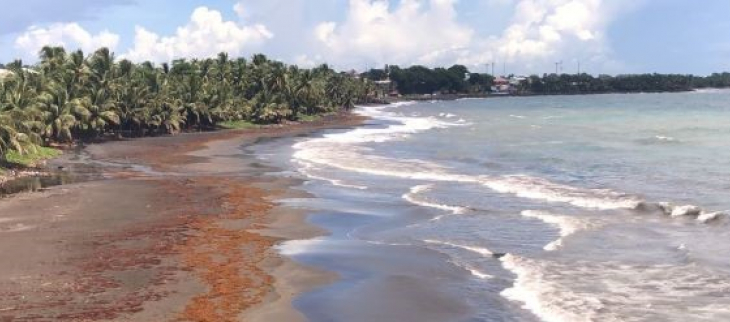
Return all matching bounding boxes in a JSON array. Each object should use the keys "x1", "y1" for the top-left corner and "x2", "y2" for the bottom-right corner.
[
  {"x1": 295, "y1": 69, "x2": 325, "y2": 115},
  {"x1": 148, "y1": 99, "x2": 185, "y2": 134},
  {"x1": 0, "y1": 112, "x2": 25, "y2": 157},
  {"x1": 78, "y1": 85, "x2": 120, "y2": 138},
  {"x1": 38, "y1": 46, "x2": 67, "y2": 77},
  {"x1": 0, "y1": 109, "x2": 42, "y2": 159},
  {"x1": 0, "y1": 45, "x2": 371, "y2": 159},
  {"x1": 34, "y1": 84, "x2": 89, "y2": 142},
  {"x1": 65, "y1": 49, "x2": 90, "y2": 97},
  {"x1": 2, "y1": 67, "x2": 38, "y2": 112}
]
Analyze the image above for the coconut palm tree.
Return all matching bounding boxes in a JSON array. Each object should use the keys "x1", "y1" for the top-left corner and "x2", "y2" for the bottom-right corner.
[
  {"x1": 0, "y1": 109, "x2": 43, "y2": 159},
  {"x1": 0, "y1": 45, "x2": 371, "y2": 159},
  {"x1": 34, "y1": 84, "x2": 89, "y2": 142},
  {"x1": 78, "y1": 85, "x2": 120, "y2": 138},
  {"x1": 0, "y1": 112, "x2": 26, "y2": 157},
  {"x1": 38, "y1": 46, "x2": 67, "y2": 77}
]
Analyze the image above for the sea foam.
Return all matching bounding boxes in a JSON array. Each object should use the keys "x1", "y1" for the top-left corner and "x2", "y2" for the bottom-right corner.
[
  {"x1": 423, "y1": 239, "x2": 494, "y2": 257},
  {"x1": 295, "y1": 103, "x2": 725, "y2": 228},
  {"x1": 402, "y1": 185, "x2": 469, "y2": 216},
  {"x1": 520, "y1": 210, "x2": 597, "y2": 251},
  {"x1": 480, "y1": 175, "x2": 642, "y2": 210},
  {"x1": 652, "y1": 202, "x2": 729, "y2": 224},
  {"x1": 500, "y1": 255, "x2": 730, "y2": 322}
]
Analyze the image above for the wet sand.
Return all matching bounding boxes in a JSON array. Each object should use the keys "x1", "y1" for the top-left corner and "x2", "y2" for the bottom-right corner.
[{"x1": 0, "y1": 112, "x2": 364, "y2": 322}]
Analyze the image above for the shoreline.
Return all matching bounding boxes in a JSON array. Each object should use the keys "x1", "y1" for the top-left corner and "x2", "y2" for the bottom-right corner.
[
  {"x1": 0, "y1": 111, "x2": 366, "y2": 321},
  {"x1": 377, "y1": 86, "x2": 727, "y2": 104}
]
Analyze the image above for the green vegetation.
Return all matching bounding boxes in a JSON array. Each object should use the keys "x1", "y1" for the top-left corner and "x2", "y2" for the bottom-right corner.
[
  {"x1": 3, "y1": 45, "x2": 729, "y2": 168},
  {"x1": 298, "y1": 112, "x2": 335, "y2": 122},
  {"x1": 361, "y1": 66, "x2": 730, "y2": 95},
  {"x1": 218, "y1": 120, "x2": 258, "y2": 130},
  {"x1": 362, "y1": 65, "x2": 493, "y2": 95},
  {"x1": 521, "y1": 73, "x2": 724, "y2": 94},
  {"x1": 0, "y1": 46, "x2": 372, "y2": 164},
  {"x1": 4, "y1": 145, "x2": 61, "y2": 167}
]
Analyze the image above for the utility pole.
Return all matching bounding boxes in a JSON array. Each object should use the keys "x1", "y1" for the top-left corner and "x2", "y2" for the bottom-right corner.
[
  {"x1": 555, "y1": 61, "x2": 563, "y2": 75},
  {"x1": 577, "y1": 60, "x2": 581, "y2": 74},
  {"x1": 503, "y1": 62, "x2": 506, "y2": 76}
]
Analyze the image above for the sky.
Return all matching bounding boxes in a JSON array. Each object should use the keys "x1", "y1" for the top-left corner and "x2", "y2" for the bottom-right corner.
[{"x1": 1, "y1": 0, "x2": 729, "y2": 75}]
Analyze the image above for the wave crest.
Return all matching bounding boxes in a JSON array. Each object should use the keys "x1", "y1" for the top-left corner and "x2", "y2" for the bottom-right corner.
[
  {"x1": 637, "y1": 202, "x2": 728, "y2": 224},
  {"x1": 520, "y1": 210, "x2": 598, "y2": 251},
  {"x1": 403, "y1": 185, "x2": 469, "y2": 217}
]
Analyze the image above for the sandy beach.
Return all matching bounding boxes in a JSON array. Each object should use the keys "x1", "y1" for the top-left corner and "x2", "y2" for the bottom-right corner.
[{"x1": 0, "y1": 112, "x2": 364, "y2": 322}]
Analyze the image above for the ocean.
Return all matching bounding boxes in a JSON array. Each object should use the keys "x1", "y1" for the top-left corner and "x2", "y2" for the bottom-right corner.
[{"x1": 253, "y1": 90, "x2": 730, "y2": 322}]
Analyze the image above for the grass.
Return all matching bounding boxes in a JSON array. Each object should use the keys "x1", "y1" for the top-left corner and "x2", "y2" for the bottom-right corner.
[
  {"x1": 4, "y1": 145, "x2": 62, "y2": 168},
  {"x1": 218, "y1": 120, "x2": 259, "y2": 130},
  {"x1": 297, "y1": 112, "x2": 335, "y2": 122},
  {"x1": 218, "y1": 112, "x2": 334, "y2": 130},
  {"x1": 297, "y1": 114, "x2": 322, "y2": 122}
]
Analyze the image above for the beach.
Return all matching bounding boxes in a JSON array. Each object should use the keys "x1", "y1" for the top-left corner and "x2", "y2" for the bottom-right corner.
[
  {"x1": 274, "y1": 94, "x2": 730, "y2": 322},
  {"x1": 3, "y1": 92, "x2": 730, "y2": 322},
  {"x1": 0, "y1": 112, "x2": 364, "y2": 322}
]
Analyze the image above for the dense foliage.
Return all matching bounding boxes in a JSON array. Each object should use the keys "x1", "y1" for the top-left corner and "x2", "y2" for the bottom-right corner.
[
  {"x1": 3, "y1": 46, "x2": 730, "y2": 164},
  {"x1": 524, "y1": 73, "x2": 729, "y2": 94},
  {"x1": 361, "y1": 66, "x2": 730, "y2": 95},
  {"x1": 362, "y1": 65, "x2": 493, "y2": 95},
  {"x1": 0, "y1": 46, "x2": 371, "y2": 162}
]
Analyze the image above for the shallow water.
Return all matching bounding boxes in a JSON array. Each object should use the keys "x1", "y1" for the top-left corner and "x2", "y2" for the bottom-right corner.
[
  {"x1": 0, "y1": 173, "x2": 75, "y2": 196},
  {"x1": 1, "y1": 150, "x2": 105, "y2": 197},
  {"x1": 256, "y1": 91, "x2": 730, "y2": 322}
]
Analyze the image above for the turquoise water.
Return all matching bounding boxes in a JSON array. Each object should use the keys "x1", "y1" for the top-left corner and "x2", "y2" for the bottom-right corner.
[{"x1": 259, "y1": 90, "x2": 730, "y2": 322}]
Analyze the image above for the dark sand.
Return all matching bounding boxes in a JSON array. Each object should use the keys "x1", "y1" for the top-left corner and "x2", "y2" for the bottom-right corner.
[{"x1": 0, "y1": 112, "x2": 364, "y2": 322}]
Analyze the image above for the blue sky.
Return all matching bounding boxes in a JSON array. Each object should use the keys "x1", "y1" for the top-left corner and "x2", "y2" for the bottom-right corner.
[{"x1": 1, "y1": 0, "x2": 729, "y2": 75}]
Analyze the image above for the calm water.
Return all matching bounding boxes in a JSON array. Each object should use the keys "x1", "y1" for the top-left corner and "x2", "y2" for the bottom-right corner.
[{"x1": 256, "y1": 90, "x2": 730, "y2": 322}]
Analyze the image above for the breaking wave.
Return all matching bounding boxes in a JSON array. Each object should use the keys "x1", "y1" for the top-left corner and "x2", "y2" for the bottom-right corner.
[
  {"x1": 481, "y1": 175, "x2": 642, "y2": 210},
  {"x1": 402, "y1": 185, "x2": 469, "y2": 217},
  {"x1": 519, "y1": 210, "x2": 598, "y2": 251},
  {"x1": 636, "y1": 135, "x2": 682, "y2": 145},
  {"x1": 294, "y1": 103, "x2": 725, "y2": 227},
  {"x1": 500, "y1": 255, "x2": 730, "y2": 322},
  {"x1": 638, "y1": 202, "x2": 729, "y2": 224},
  {"x1": 423, "y1": 239, "x2": 495, "y2": 279},
  {"x1": 423, "y1": 239, "x2": 494, "y2": 257}
]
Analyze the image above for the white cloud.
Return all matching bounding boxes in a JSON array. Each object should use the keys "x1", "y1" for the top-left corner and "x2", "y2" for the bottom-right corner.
[
  {"x1": 293, "y1": 54, "x2": 323, "y2": 68},
  {"x1": 313, "y1": 0, "x2": 473, "y2": 67},
  {"x1": 8, "y1": 0, "x2": 642, "y2": 74},
  {"x1": 303, "y1": 0, "x2": 638, "y2": 74},
  {"x1": 455, "y1": 0, "x2": 637, "y2": 73},
  {"x1": 233, "y1": 2, "x2": 246, "y2": 17},
  {"x1": 14, "y1": 23, "x2": 120, "y2": 58},
  {"x1": 497, "y1": 0, "x2": 604, "y2": 58},
  {"x1": 123, "y1": 6, "x2": 273, "y2": 62}
]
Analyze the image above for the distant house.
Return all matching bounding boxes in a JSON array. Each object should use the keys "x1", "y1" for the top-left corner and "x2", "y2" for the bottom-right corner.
[
  {"x1": 347, "y1": 69, "x2": 360, "y2": 79},
  {"x1": 491, "y1": 76, "x2": 511, "y2": 94},
  {"x1": 0, "y1": 68, "x2": 38, "y2": 79},
  {"x1": 491, "y1": 76, "x2": 528, "y2": 95},
  {"x1": 0, "y1": 68, "x2": 13, "y2": 79},
  {"x1": 373, "y1": 79, "x2": 399, "y2": 98},
  {"x1": 510, "y1": 76, "x2": 527, "y2": 86}
]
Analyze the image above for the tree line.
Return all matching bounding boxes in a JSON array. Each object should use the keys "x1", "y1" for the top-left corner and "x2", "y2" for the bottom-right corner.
[
  {"x1": 4, "y1": 47, "x2": 730, "y2": 164},
  {"x1": 360, "y1": 65, "x2": 730, "y2": 95},
  {"x1": 0, "y1": 46, "x2": 371, "y2": 162},
  {"x1": 361, "y1": 65, "x2": 494, "y2": 95},
  {"x1": 524, "y1": 73, "x2": 730, "y2": 94}
]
